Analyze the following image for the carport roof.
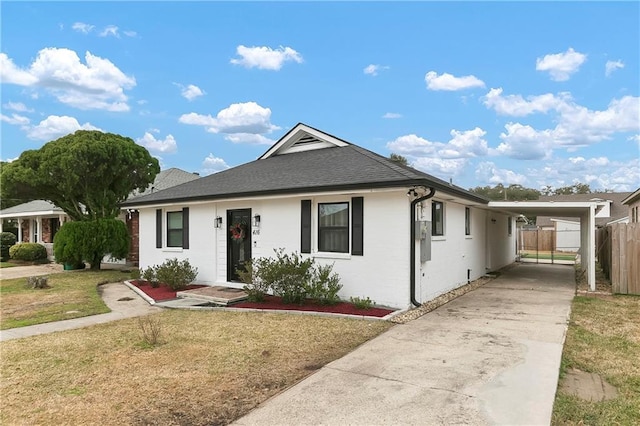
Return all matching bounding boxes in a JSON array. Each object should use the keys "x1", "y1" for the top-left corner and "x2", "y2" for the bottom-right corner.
[{"x1": 487, "y1": 200, "x2": 606, "y2": 218}]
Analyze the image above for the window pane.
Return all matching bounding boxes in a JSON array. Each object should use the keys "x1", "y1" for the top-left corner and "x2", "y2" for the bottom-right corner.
[
  {"x1": 318, "y1": 203, "x2": 349, "y2": 253},
  {"x1": 167, "y1": 230, "x2": 183, "y2": 247},
  {"x1": 167, "y1": 211, "x2": 183, "y2": 247},
  {"x1": 432, "y1": 201, "x2": 444, "y2": 236},
  {"x1": 465, "y1": 207, "x2": 471, "y2": 235},
  {"x1": 167, "y1": 212, "x2": 183, "y2": 229}
]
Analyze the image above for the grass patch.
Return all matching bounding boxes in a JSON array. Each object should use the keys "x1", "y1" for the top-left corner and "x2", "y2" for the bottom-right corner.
[
  {"x1": 0, "y1": 309, "x2": 392, "y2": 425},
  {"x1": 0, "y1": 261, "x2": 18, "y2": 268},
  {"x1": 520, "y1": 252, "x2": 577, "y2": 261},
  {"x1": 0, "y1": 270, "x2": 131, "y2": 329},
  {"x1": 552, "y1": 295, "x2": 640, "y2": 425}
]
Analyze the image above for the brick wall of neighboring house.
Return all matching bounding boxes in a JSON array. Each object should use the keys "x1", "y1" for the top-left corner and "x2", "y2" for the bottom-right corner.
[
  {"x1": 127, "y1": 211, "x2": 139, "y2": 266},
  {"x1": 20, "y1": 221, "x2": 30, "y2": 242},
  {"x1": 42, "y1": 219, "x2": 52, "y2": 243}
]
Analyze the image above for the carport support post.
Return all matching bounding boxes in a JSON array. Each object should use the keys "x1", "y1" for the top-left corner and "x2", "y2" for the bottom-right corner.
[{"x1": 588, "y1": 204, "x2": 596, "y2": 291}]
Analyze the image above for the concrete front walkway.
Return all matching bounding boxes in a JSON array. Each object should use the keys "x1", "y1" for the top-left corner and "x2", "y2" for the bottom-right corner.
[
  {"x1": 234, "y1": 263, "x2": 575, "y2": 426},
  {"x1": 0, "y1": 281, "x2": 160, "y2": 342}
]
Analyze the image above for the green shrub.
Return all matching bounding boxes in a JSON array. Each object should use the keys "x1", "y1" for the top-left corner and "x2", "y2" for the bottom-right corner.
[
  {"x1": 9, "y1": 242, "x2": 48, "y2": 261},
  {"x1": 350, "y1": 296, "x2": 374, "y2": 310},
  {"x1": 154, "y1": 258, "x2": 198, "y2": 291},
  {"x1": 0, "y1": 231, "x2": 17, "y2": 261},
  {"x1": 237, "y1": 261, "x2": 268, "y2": 302},
  {"x1": 141, "y1": 265, "x2": 160, "y2": 288},
  {"x1": 129, "y1": 268, "x2": 141, "y2": 281},
  {"x1": 54, "y1": 219, "x2": 129, "y2": 270},
  {"x1": 238, "y1": 249, "x2": 343, "y2": 305},
  {"x1": 305, "y1": 263, "x2": 342, "y2": 305}
]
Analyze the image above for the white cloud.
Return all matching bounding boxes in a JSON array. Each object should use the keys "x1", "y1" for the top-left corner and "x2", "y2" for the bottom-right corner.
[
  {"x1": 176, "y1": 83, "x2": 205, "y2": 101},
  {"x1": 364, "y1": 64, "x2": 389, "y2": 76},
  {"x1": 530, "y1": 156, "x2": 639, "y2": 192},
  {"x1": 412, "y1": 157, "x2": 468, "y2": 178},
  {"x1": 179, "y1": 101, "x2": 279, "y2": 136},
  {"x1": 26, "y1": 115, "x2": 101, "y2": 141},
  {"x1": 382, "y1": 112, "x2": 402, "y2": 119},
  {"x1": 1, "y1": 48, "x2": 135, "y2": 112},
  {"x1": 202, "y1": 153, "x2": 230, "y2": 175},
  {"x1": 1, "y1": 156, "x2": 18, "y2": 163},
  {"x1": 483, "y1": 88, "x2": 568, "y2": 116},
  {"x1": 536, "y1": 47, "x2": 587, "y2": 81},
  {"x1": 230, "y1": 45, "x2": 303, "y2": 70},
  {"x1": 0, "y1": 113, "x2": 30, "y2": 126},
  {"x1": 224, "y1": 133, "x2": 274, "y2": 145},
  {"x1": 72, "y1": 22, "x2": 95, "y2": 34},
  {"x1": 387, "y1": 127, "x2": 488, "y2": 159},
  {"x1": 2, "y1": 102, "x2": 33, "y2": 113},
  {"x1": 425, "y1": 71, "x2": 485, "y2": 91},
  {"x1": 136, "y1": 132, "x2": 177, "y2": 153},
  {"x1": 605, "y1": 60, "x2": 624, "y2": 77},
  {"x1": 0, "y1": 53, "x2": 39, "y2": 85},
  {"x1": 496, "y1": 122, "x2": 553, "y2": 160},
  {"x1": 475, "y1": 161, "x2": 527, "y2": 186},
  {"x1": 99, "y1": 25, "x2": 120, "y2": 38},
  {"x1": 123, "y1": 30, "x2": 137, "y2": 37}
]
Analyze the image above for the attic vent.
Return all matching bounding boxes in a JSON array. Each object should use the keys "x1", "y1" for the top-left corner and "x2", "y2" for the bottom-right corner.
[{"x1": 293, "y1": 135, "x2": 321, "y2": 146}]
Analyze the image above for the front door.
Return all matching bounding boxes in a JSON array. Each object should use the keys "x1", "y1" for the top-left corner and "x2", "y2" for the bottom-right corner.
[{"x1": 227, "y1": 209, "x2": 252, "y2": 281}]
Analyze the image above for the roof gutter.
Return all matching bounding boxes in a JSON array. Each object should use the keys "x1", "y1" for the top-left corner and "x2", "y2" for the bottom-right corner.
[{"x1": 410, "y1": 187, "x2": 435, "y2": 307}]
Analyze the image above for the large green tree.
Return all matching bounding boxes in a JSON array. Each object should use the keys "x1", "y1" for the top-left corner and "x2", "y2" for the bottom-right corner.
[
  {"x1": 468, "y1": 184, "x2": 541, "y2": 201},
  {"x1": 1, "y1": 130, "x2": 160, "y2": 221}
]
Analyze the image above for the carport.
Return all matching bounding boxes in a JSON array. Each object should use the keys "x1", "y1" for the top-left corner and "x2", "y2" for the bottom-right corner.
[{"x1": 488, "y1": 200, "x2": 607, "y2": 291}]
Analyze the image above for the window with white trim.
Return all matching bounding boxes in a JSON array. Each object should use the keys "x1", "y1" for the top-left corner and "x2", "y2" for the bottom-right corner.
[
  {"x1": 318, "y1": 202, "x2": 349, "y2": 253},
  {"x1": 167, "y1": 211, "x2": 184, "y2": 247},
  {"x1": 465, "y1": 207, "x2": 471, "y2": 236},
  {"x1": 432, "y1": 201, "x2": 444, "y2": 236}
]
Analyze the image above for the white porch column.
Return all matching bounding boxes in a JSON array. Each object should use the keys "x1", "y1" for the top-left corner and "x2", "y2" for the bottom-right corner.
[
  {"x1": 588, "y1": 204, "x2": 596, "y2": 291},
  {"x1": 17, "y1": 219, "x2": 23, "y2": 242},
  {"x1": 36, "y1": 217, "x2": 43, "y2": 243}
]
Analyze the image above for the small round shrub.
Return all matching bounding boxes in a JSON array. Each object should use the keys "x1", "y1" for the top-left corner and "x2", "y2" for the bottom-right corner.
[
  {"x1": 0, "y1": 231, "x2": 17, "y2": 261},
  {"x1": 9, "y1": 242, "x2": 48, "y2": 262}
]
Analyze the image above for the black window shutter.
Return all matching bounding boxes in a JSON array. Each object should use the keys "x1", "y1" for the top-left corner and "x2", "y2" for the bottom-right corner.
[
  {"x1": 352, "y1": 197, "x2": 364, "y2": 256},
  {"x1": 301, "y1": 200, "x2": 311, "y2": 253},
  {"x1": 155, "y1": 209, "x2": 162, "y2": 248},
  {"x1": 182, "y1": 207, "x2": 189, "y2": 249}
]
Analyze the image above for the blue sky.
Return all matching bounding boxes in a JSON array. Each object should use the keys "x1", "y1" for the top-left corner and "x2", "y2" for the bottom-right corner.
[{"x1": 1, "y1": 2, "x2": 639, "y2": 192}]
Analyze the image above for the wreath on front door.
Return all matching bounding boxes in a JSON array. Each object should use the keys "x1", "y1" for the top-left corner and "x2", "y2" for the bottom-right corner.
[{"x1": 230, "y1": 223, "x2": 246, "y2": 241}]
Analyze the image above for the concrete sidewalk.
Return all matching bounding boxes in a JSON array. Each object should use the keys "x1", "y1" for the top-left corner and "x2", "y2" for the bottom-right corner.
[
  {"x1": 0, "y1": 281, "x2": 160, "y2": 341},
  {"x1": 234, "y1": 263, "x2": 574, "y2": 426}
]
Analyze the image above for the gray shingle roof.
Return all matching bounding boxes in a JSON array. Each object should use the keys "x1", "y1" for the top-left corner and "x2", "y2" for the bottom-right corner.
[
  {"x1": 536, "y1": 192, "x2": 632, "y2": 227},
  {"x1": 128, "y1": 167, "x2": 201, "y2": 199},
  {"x1": 122, "y1": 143, "x2": 489, "y2": 207},
  {"x1": 0, "y1": 200, "x2": 63, "y2": 216}
]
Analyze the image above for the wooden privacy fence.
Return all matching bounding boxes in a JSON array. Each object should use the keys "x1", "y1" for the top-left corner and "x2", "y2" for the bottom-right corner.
[{"x1": 596, "y1": 223, "x2": 640, "y2": 295}]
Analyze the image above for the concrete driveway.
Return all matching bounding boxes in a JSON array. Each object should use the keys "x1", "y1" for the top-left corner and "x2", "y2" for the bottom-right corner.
[{"x1": 234, "y1": 263, "x2": 574, "y2": 426}]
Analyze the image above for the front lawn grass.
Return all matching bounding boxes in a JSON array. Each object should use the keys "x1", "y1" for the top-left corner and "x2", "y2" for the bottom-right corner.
[
  {"x1": 0, "y1": 261, "x2": 18, "y2": 268},
  {"x1": 1, "y1": 310, "x2": 392, "y2": 425},
  {"x1": 0, "y1": 270, "x2": 131, "y2": 329},
  {"x1": 552, "y1": 295, "x2": 640, "y2": 425}
]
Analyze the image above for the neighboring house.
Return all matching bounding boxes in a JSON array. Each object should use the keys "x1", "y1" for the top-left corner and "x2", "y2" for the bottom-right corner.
[
  {"x1": 535, "y1": 192, "x2": 632, "y2": 253},
  {"x1": 621, "y1": 188, "x2": 640, "y2": 223},
  {"x1": 0, "y1": 168, "x2": 200, "y2": 264},
  {"x1": 122, "y1": 123, "x2": 518, "y2": 309}
]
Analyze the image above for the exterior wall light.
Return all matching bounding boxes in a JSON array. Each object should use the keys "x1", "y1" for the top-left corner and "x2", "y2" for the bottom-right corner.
[
  {"x1": 253, "y1": 214, "x2": 261, "y2": 227},
  {"x1": 214, "y1": 216, "x2": 223, "y2": 228}
]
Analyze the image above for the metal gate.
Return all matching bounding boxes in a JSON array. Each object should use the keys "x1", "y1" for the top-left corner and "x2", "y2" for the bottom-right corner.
[{"x1": 517, "y1": 228, "x2": 578, "y2": 264}]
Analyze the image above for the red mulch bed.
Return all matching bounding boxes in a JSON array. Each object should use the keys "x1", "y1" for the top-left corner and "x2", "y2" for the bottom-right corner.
[
  {"x1": 131, "y1": 280, "x2": 206, "y2": 302},
  {"x1": 233, "y1": 295, "x2": 395, "y2": 318}
]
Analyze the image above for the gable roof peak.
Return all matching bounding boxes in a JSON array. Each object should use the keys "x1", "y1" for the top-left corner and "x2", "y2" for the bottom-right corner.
[{"x1": 259, "y1": 123, "x2": 350, "y2": 159}]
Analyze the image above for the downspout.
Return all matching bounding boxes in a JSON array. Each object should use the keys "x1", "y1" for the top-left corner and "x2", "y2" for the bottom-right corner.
[{"x1": 410, "y1": 187, "x2": 436, "y2": 307}]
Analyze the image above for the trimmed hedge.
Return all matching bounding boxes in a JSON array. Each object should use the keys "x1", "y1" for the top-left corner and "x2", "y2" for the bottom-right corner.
[
  {"x1": 9, "y1": 242, "x2": 48, "y2": 261},
  {"x1": 1, "y1": 232, "x2": 17, "y2": 262}
]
